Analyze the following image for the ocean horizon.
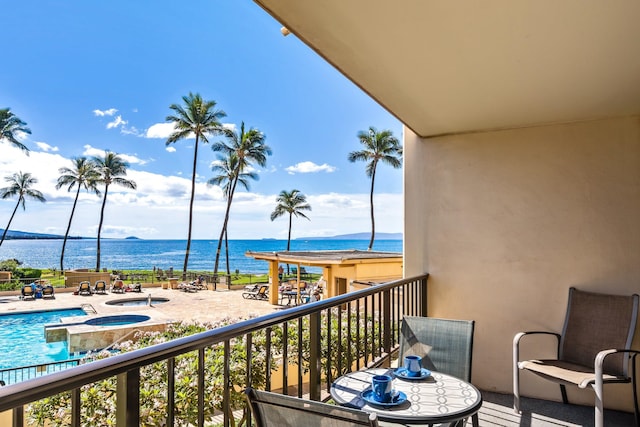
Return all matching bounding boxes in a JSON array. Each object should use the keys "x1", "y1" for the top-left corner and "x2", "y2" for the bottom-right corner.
[{"x1": 0, "y1": 239, "x2": 403, "y2": 273}]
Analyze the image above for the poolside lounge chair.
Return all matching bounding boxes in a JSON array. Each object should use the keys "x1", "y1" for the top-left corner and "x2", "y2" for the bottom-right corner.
[
  {"x1": 243, "y1": 284, "x2": 269, "y2": 300},
  {"x1": 94, "y1": 280, "x2": 107, "y2": 294},
  {"x1": 78, "y1": 281, "x2": 92, "y2": 295},
  {"x1": 514, "y1": 287, "x2": 639, "y2": 427},
  {"x1": 21, "y1": 284, "x2": 35, "y2": 300},
  {"x1": 41, "y1": 285, "x2": 55, "y2": 299},
  {"x1": 245, "y1": 387, "x2": 379, "y2": 427},
  {"x1": 177, "y1": 281, "x2": 198, "y2": 292},
  {"x1": 111, "y1": 280, "x2": 125, "y2": 293}
]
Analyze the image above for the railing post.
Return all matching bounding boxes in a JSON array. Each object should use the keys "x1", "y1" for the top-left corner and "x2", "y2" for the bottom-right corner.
[
  {"x1": 309, "y1": 312, "x2": 322, "y2": 401},
  {"x1": 116, "y1": 368, "x2": 140, "y2": 427},
  {"x1": 383, "y1": 289, "x2": 391, "y2": 366},
  {"x1": 420, "y1": 275, "x2": 429, "y2": 317},
  {"x1": 167, "y1": 357, "x2": 175, "y2": 427},
  {"x1": 71, "y1": 387, "x2": 81, "y2": 427},
  {"x1": 12, "y1": 406, "x2": 23, "y2": 427}
]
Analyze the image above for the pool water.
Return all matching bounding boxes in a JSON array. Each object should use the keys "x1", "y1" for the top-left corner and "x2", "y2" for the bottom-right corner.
[
  {"x1": 0, "y1": 308, "x2": 86, "y2": 370},
  {"x1": 84, "y1": 314, "x2": 150, "y2": 326}
]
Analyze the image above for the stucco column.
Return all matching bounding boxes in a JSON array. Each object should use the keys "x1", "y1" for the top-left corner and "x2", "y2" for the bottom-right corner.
[{"x1": 269, "y1": 260, "x2": 279, "y2": 305}]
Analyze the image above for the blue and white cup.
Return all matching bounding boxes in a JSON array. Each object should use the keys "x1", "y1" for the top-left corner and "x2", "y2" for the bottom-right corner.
[
  {"x1": 404, "y1": 355, "x2": 422, "y2": 377},
  {"x1": 371, "y1": 374, "x2": 394, "y2": 402}
]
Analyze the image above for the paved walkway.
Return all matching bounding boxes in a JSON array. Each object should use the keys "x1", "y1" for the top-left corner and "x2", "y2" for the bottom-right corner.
[{"x1": 0, "y1": 285, "x2": 280, "y2": 323}]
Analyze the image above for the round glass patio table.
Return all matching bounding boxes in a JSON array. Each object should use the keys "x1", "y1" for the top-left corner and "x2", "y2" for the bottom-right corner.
[{"x1": 330, "y1": 368, "x2": 482, "y2": 425}]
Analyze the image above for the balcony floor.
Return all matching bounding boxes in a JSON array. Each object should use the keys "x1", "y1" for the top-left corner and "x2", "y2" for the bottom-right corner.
[
  {"x1": 374, "y1": 390, "x2": 634, "y2": 427},
  {"x1": 476, "y1": 390, "x2": 635, "y2": 427}
]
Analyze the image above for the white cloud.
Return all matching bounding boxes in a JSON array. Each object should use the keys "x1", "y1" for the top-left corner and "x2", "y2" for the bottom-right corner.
[
  {"x1": 166, "y1": 146, "x2": 176, "y2": 153},
  {"x1": 146, "y1": 123, "x2": 176, "y2": 139},
  {"x1": 35, "y1": 142, "x2": 59, "y2": 152},
  {"x1": 285, "y1": 161, "x2": 336, "y2": 174},
  {"x1": 15, "y1": 131, "x2": 30, "y2": 142},
  {"x1": 106, "y1": 115, "x2": 127, "y2": 129},
  {"x1": 93, "y1": 108, "x2": 118, "y2": 117},
  {"x1": 145, "y1": 122, "x2": 235, "y2": 140},
  {"x1": 0, "y1": 144, "x2": 402, "y2": 240},
  {"x1": 81, "y1": 145, "x2": 146, "y2": 165}
]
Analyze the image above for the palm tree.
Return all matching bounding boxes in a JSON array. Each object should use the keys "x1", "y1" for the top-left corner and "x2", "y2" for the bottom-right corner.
[
  {"x1": 0, "y1": 108, "x2": 31, "y2": 152},
  {"x1": 56, "y1": 157, "x2": 101, "y2": 272},
  {"x1": 0, "y1": 172, "x2": 46, "y2": 247},
  {"x1": 93, "y1": 151, "x2": 137, "y2": 272},
  {"x1": 166, "y1": 93, "x2": 226, "y2": 280},
  {"x1": 270, "y1": 189, "x2": 311, "y2": 274},
  {"x1": 348, "y1": 126, "x2": 402, "y2": 250},
  {"x1": 211, "y1": 122, "x2": 271, "y2": 277},
  {"x1": 208, "y1": 153, "x2": 258, "y2": 275}
]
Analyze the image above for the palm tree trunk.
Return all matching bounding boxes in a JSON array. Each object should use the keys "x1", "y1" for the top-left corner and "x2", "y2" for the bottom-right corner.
[
  {"x1": 368, "y1": 165, "x2": 377, "y2": 251},
  {"x1": 183, "y1": 136, "x2": 200, "y2": 280},
  {"x1": 214, "y1": 175, "x2": 239, "y2": 276},
  {"x1": 0, "y1": 200, "x2": 21, "y2": 247},
  {"x1": 224, "y1": 227, "x2": 230, "y2": 275},
  {"x1": 61, "y1": 186, "x2": 81, "y2": 272},
  {"x1": 286, "y1": 212, "x2": 293, "y2": 275},
  {"x1": 96, "y1": 185, "x2": 109, "y2": 272}
]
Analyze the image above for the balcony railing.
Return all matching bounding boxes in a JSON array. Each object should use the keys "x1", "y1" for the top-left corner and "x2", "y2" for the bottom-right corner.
[{"x1": 0, "y1": 274, "x2": 428, "y2": 427}]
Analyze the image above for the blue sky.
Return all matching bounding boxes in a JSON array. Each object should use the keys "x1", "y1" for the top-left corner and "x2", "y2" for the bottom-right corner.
[{"x1": 0, "y1": 1, "x2": 403, "y2": 240}]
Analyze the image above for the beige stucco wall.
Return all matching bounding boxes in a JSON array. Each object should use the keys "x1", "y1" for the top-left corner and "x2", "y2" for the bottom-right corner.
[{"x1": 404, "y1": 116, "x2": 640, "y2": 411}]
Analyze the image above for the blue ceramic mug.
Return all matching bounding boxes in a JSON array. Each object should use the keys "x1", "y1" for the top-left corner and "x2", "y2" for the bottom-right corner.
[
  {"x1": 371, "y1": 374, "x2": 393, "y2": 402},
  {"x1": 404, "y1": 355, "x2": 422, "y2": 377}
]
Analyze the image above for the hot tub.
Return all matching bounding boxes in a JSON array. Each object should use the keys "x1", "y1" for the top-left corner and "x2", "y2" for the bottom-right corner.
[{"x1": 84, "y1": 314, "x2": 150, "y2": 327}]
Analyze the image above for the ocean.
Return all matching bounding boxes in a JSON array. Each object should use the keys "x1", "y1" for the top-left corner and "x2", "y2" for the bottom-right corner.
[{"x1": 0, "y1": 239, "x2": 402, "y2": 273}]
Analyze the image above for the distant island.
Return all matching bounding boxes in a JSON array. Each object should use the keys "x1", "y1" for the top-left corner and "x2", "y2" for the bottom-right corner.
[
  {"x1": 0, "y1": 229, "x2": 401, "y2": 241},
  {"x1": 0, "y1": 229, "x2": 83, "y2": 240},
  {"x1": 297, "y1": 232, "x2": 402, "y2": 240}
]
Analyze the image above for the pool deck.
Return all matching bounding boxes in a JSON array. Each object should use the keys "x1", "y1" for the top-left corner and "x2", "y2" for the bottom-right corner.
[{"x1": 0, "y1": 284, "x2": 281, "y2": 324}]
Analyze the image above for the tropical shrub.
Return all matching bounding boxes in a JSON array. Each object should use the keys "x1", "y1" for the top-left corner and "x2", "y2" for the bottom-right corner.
[{"x1": 26, "y1": 310, "x2": 381, "y2": 427}]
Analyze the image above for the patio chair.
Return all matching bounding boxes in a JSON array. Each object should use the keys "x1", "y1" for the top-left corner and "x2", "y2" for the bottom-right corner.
[
  {"x1": 94, "y1": 280, "x2": 107, "y2": 294},
  {"x1": 41, "y1": 285, "x2": 55, "y2": 299},
  {"x1": 110, "y1": 280, "x2": 125, "y2": 293},
  {"x1": 77, "y1": 281, "x2": 92, "y2": 295},
  {"x1": 245, "y1": 387, "x2": 379, "y2": 427},
  {"x1": 399, "y1": 316, "x2": 478, "y2": 427},
  {"x1": 21, "y1": 284, "x2": 35, "y2": 300},
  {"x1": 243, "y1": 284, "x2": 269, "y2": 300},
  {"x1": 513, "y1": 287, "x2": 639, "y2": 427}
]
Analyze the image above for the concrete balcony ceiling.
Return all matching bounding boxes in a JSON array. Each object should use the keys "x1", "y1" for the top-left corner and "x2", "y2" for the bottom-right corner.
[{"x1": 255, "y1": 0, "x2": 640, "y2": 138}]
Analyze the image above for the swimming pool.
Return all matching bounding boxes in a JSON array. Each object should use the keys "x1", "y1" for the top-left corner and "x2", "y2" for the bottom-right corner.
[{"x1": 0, "y1": 308, "x2": 86, "y2": 370}]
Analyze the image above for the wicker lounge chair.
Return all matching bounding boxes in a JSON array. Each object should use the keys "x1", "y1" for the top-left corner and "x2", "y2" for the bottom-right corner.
[
  {"x1": 94, "y1": 280, "x2": 107, "y2": 294},
  {"x1": 77, "y1": 281, "x2": 92, "y2": 295},
  {"x1": 21, "y1": 284, "x2": 35, "y2": 300},
  {"x1": 242, "y1": 284, "x2": 269, "y2": 300},
  {"x1": 514, "y1": 287, "x2": 639, "y2": 427},
  {"x1": 399, "y1": 316, "x2": 478, "y2": 427},
  {"x1": 111, "y1": 280, "x2": 125, "y2": 293},
  {"x1": 41, "y1": 285, "x2": 55, "y2": 299},
  {"x1": 245, "y1": 387, "x2": 379, "y2": 427}
]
